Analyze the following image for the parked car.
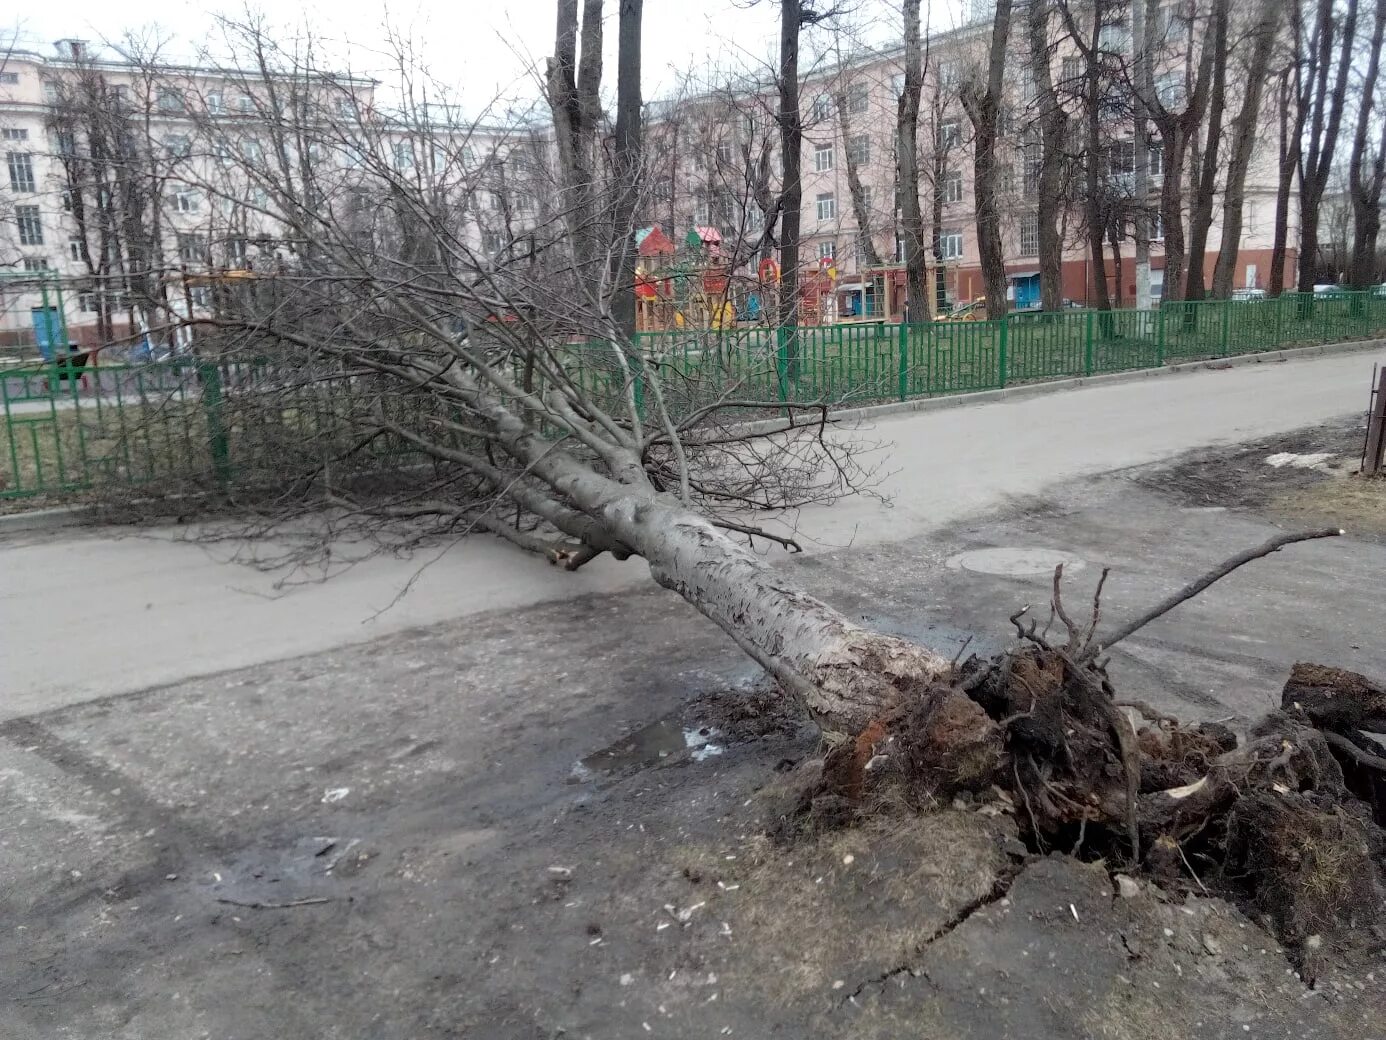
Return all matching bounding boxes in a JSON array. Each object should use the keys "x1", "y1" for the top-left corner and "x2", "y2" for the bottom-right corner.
[
  {"x1": 1313, "y1": 283, "x2": 1346, "y2": 296},
  {"x1": 1231, "y1": 288, "x2": 1267, "y2": 301},
  {"x1": 1373, "y1": 283, "x2": 1386, "y2": 298}
]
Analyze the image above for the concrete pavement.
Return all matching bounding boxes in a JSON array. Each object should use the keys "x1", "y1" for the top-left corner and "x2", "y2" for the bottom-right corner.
[{"x1": 3, "y1": 346, "x2": 1381, "y2": 716}]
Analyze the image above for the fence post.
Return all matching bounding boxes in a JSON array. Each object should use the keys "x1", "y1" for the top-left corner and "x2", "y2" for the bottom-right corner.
[
  {"x1": 1274, "y1": 294, "x2": 1284, "y2": 347},
  {"x1": 1084, "y1": 311, "x2": 1094, "y2": 376},
  {"x1": 775, "y1": 325, "x2": 789, "y2": 403},
  {"x1": 1219, "y1": 300, "x2": 1231, "y2": 357},
  {"x1": 897, "y1": 321, "x2": 909, "y2": 401},
  {"x1": 998, "y1": 315, "x2": 1009, "y2": 389},
  {"x1": 198, "y1": 360, "x2": 232, "y2": 486},
  {"x1": 1156, "y1": 302, "x2": 1166, "y2": 365}
]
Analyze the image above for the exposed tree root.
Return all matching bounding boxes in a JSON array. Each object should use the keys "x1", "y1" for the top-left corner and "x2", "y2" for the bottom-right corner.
[{"x1": 783, "y1": 534, "x2": 1386, "y2": 978}]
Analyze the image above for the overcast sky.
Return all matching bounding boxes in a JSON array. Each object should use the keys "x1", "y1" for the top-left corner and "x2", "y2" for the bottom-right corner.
[{"x1": 7, "y1": 0, "x2": 969, "y2": 113}]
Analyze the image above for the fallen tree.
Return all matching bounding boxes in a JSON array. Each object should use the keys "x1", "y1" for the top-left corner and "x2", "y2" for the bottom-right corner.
[{"x1": 121, "y1": 19, "x2": 1384, "y2": 966}]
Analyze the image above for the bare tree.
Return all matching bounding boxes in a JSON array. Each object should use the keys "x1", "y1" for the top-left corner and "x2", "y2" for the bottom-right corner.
[
  {"x1": 609, "y1": 0, "x2": 645, "y2": 336},
  {"x1": 961, "y1": 0, "x2": 1015, "y2": 317},
  {"x1": 1296, "y1": 0, "x2": 1361, "y2": 293},
  {"x1": 1025, "y1": 0, "x2": 1070, "y2": 311},
  {"x1": 1211, "y1": 0, "x2": 1286, "y2": 297},
  {"x1": 834, "y1": 82, "x2": 883, "y2": 269},
  {"x1": 1346, "y1": 0, "x2": 1386, "y2": 290},
  {"x1": 777, "y1": 1, "x2": 807, "y2": 333},
  {"x1": 896, "y1": 0, "x2": 930, "y2": 320},
  {"x1": 1060, "y1": 0, "x2": 1116, "y2": 312},
  {"x1": 1183, "y1": 0, "x2": 1229, "y2": 301},
  {"x1": 546, "y1": 0, "x2": 605, "y2": 279}
]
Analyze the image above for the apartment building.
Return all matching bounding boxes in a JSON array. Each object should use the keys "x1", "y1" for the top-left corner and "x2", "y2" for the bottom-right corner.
[{"x1": 2, "y1": 14, "x2": 1300, "y2": 349}]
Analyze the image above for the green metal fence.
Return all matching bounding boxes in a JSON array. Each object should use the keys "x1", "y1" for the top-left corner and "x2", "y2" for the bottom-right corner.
[{"x1": 4, "y1": 291, "x2": 1385, "y2": 503}]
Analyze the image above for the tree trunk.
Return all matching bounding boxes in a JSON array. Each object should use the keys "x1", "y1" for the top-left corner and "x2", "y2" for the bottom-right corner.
[
  {"x1": 1026, "y1": 0, "x2": 1068, "y2": 311},
  {"x1": 963, "y1": 0, "x2": 1014, "y2": 317},
  {"x1": 1130, "y1": 0, "x2": 1153, "y2": 309},
  {"x1": 1347, "y1": 0, "x2": 1386, "y2": 289},
  {"x1": 898, "y1": 0, "x2": 929, "y2": 321},
  {"x1": 1158, "y1": 123, "x2": 1189, "y2": 302},
  {"x1": 778, "y1": 0, "x2": 804, "y2": 377},
  {"x1": 1083, "y1": 2, "x2": 1112, "y2": 312},
  {"x1": 1211, "y1": 0, "x2": 1282, "y2": 297},
  {"x1": 837, "y1": 89, "x2": 883, "y2": 269},
  {"x1": 1184, "y1": 0, "x2": 1228, "y2": 302},
  {"x1": 1296, "y1": 0, "x2": 1360, "y2": 293},
  {"x1": 1270, "y1": 69, "x2": 1303, "y2": 296},
  {"x1": 609, "y1": 0, "x2": 644, "y2": 338},
  {"x1": 546, "y1": 0, "x2": 604, "y2": 280}
]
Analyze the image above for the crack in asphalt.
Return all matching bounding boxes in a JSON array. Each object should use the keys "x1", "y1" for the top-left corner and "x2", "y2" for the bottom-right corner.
[{"x1": 833, "y1": 862, "x2": 1027, "y2": 1012}]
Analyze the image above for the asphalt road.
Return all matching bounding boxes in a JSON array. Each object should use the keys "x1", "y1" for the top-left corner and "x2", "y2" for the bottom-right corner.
[{"x1": 3, "y1": 346, "x2": 1381, "y2": 717}]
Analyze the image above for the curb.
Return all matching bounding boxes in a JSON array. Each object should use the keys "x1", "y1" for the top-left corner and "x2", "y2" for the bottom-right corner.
[
  {"x1": 738, "y1": 337, "x2": 1386, "y2": 434},
  {"x1": 0, "y1": 504, "x2": 95, "y2": 535}
]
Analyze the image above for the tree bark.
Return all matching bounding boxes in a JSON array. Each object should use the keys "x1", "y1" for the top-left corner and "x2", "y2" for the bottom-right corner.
[
  {"x1": 1212, "y1": 0, "x2": 1284, "y2": 297},
  {"x1": 1183, "y1": 0, "x2": 1228, "y2": 302},
  {"x1": 1081, "y1": 1, "x2": 1112, "y2": 312},
  {"x1": 1026, "y1": 0, "x2": 1068, "y2": 311},
  {"x1": 1270, "y1": 66, "x2": 1303, "y2": 296},
  {"x1": 962, "y1": 0, "x2": 1015, "y2": 317},
  {"x1": 836, "y1": 88, "x2": 883, "y2": 269},
  {"x1": 777, "y1": 0, "x2": 804, "y2": 337},
  {"x1": 1296, "y1": 0, "x2": 1360, "y2": 293},
  {"x1": 609, "y1": 0, "x2": 644, "y2": 338},
  {"x1": 898, "y1": 0, "x2": 930, "y2": 321},
  {"x1": 546, "y1": 0, "x2": 604, "y2": 280},
  {"x1": 1347, "y1": 0, "x2": 1386, "y2": 289}
]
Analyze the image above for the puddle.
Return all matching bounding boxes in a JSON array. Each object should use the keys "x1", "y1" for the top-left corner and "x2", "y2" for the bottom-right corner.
[{"x1": 574, "y1": 719, "x2": 724, "y2": 780}]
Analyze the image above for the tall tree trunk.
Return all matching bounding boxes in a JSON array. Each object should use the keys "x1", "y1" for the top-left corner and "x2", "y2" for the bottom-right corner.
[
  {"x1": 1297, "y1": 0, "x2": 1360, "y2": 293},
  {"x1": 778, "y1": 0, "x2": 804, "y2": 346},
  {"x1": 1026, "y1": 0, "x2": 1068, "y2": 311},
  {"x1": 1347, "y1": 0, "x2": 1386, "y2": 289},
  {"x1": 836, "y1": 89, "x2": 883, "y2": 269},
  {"x1": 1158, "y1": 124, "x2": 1190, "y2": 302},
  {"x1": 897, "y1": 0, "x2": 930, "y2": 321},
  {"x1": 962, "y1": 0, "x2": 1015, "y2": 317},
  {"x1": 609, "y1": 0, "x2": 644, "y2": 337},
  {"x1": 1130, "y1": 0, "x2": 1153, "y2": 309},
  {"x1": 1270, "y1": 68, "x2": 1303, "y2": 295},
  {"x1": 1082, "y1": 2, "x2": 1112, "y2": 312},
  {"x1": 1184, "y1": 0, "x2": 1228, "y2": 302},
  {"x1": 1212, "y1": 0, "x2": 1284, "y2": 297},
  {"x1": 546, "y1": 0, "x2": 604, "y2": 281}
]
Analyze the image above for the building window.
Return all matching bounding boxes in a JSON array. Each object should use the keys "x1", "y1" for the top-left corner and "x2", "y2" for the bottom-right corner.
[
  {"x1": 157, "y1": 88, "x2": 184, "y2": 113},
  {"x1": 846, "y1": 81, "x2": 869, "y2": 114},
  {"x1": 111, "y1": 85, "x2": 129, "y2": 105},
  {"x1": 812, "y1": 95, "x2": 832, "y2": 121},
  {"x1": 939, "y1": 230, "x2": 963, "y2": 260},
  {"x1": 1019, "y1": 214, "x2": 1039, "y2": 256},
  {"x1": 7, "y1": 151, "x2": 35, "y2": 192},
  {"x1": 891, "y1": 73, "x2": 906, "y2": 98},
  {"x1": 814, "y1": 143, "x2": 834, "y2": 172},
  {"x1": 43, "y1": 81, "x2": 60, "y2": 103},
  {"x1": 1148, "y1": 143, "x2": 1164, "y2": 177},
  {"x1": 242, "y1": 138, "x2": 264, "y2": 162},
  {"x1": 54, "y1": 131, "x2": 75, "y2": 154},
  {"x1": 818, "y1": 239, "x2": 835, "y2": 261},
  {"x1": 69, "y1": 236, "x2": 83, "y2": 261},
  {"x1": 178, "y1": 233, "x2": 207, "y2": 263},
  {"x1": 1099, "y1": 19, "x2": 1131, "y2": 53},
  {"x1": 1061, "y1": 57, "x2": 1082, "y2": 86},
  {"x1": 1023, "y1": 143, "x2": 1041, "y2": 193},
  {"x1": 2, "y1": 127, "x2": 28, "y2": 141},
  {"x1": 847, "y1": 134, "x2": 870, "y2": 166},
  {"x1": 1155, "y1": 72, "x2": 1184, "y2": 106},
  {"x1": 0, "y1": 72, "x2": 19, "y2": 85},
  {"x1": 16, "y1": 205, "x2": 43, "y2": 245},
  {"x1": 715, "y1": 140, "x2": 733, "y2": 166},
  {"x1": 481, "y1": 229, "x2": 504, "y2": 254},
  {"x1": 1151, "y1": 210, "x2": 1164, "y2": 241},
  {"x1": 206, "y1": 91, "x2": 223, "y2": 114},
  {"x1": 937, "y1": 120, "x2": 961, "y2": 150},
  {"x1": 816, "y1": 192, "x2": 836, "y2": 221},
  {"x1": 61, "y1": 189, "x2": 73, "y2": 212},
  {"x1": 164, "y1": 135, "x2": 191, "y2": 158},
  {"x1": 78, "y1": 290, "x2": 97, "y2": 312},
  {"x1": 393, "y1": 142, "x2": 415, "y2": 170},
  {"x1": 859, "y1": 185, "x2": 873, "y2": 211},
  {"x1": 895, "y1": 233, "x2": 907, "y2": 262},
  {"x1": 942, "y1": 169, "x2": 963, "y2": 204},
  {"x1": 997, "y1": 162, "x2": 1015, "y2": 194},
  {"x1": 238, "y1": 94, "x2": 254, "y2": 113},
  {"x1": 1020, "y1": 68, "x2": 1037, "y2": 102},
  {"x1": 175, "y1": 190, "x2": 199, "y2": 213},
  {"x1": 21, "y1": 256, "x2": 48, "y2": 271}
]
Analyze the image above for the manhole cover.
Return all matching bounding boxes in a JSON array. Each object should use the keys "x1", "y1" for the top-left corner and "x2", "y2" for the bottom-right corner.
[{"x1": 945, "y1": 547, "x2": 1086, "y2": 577}]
